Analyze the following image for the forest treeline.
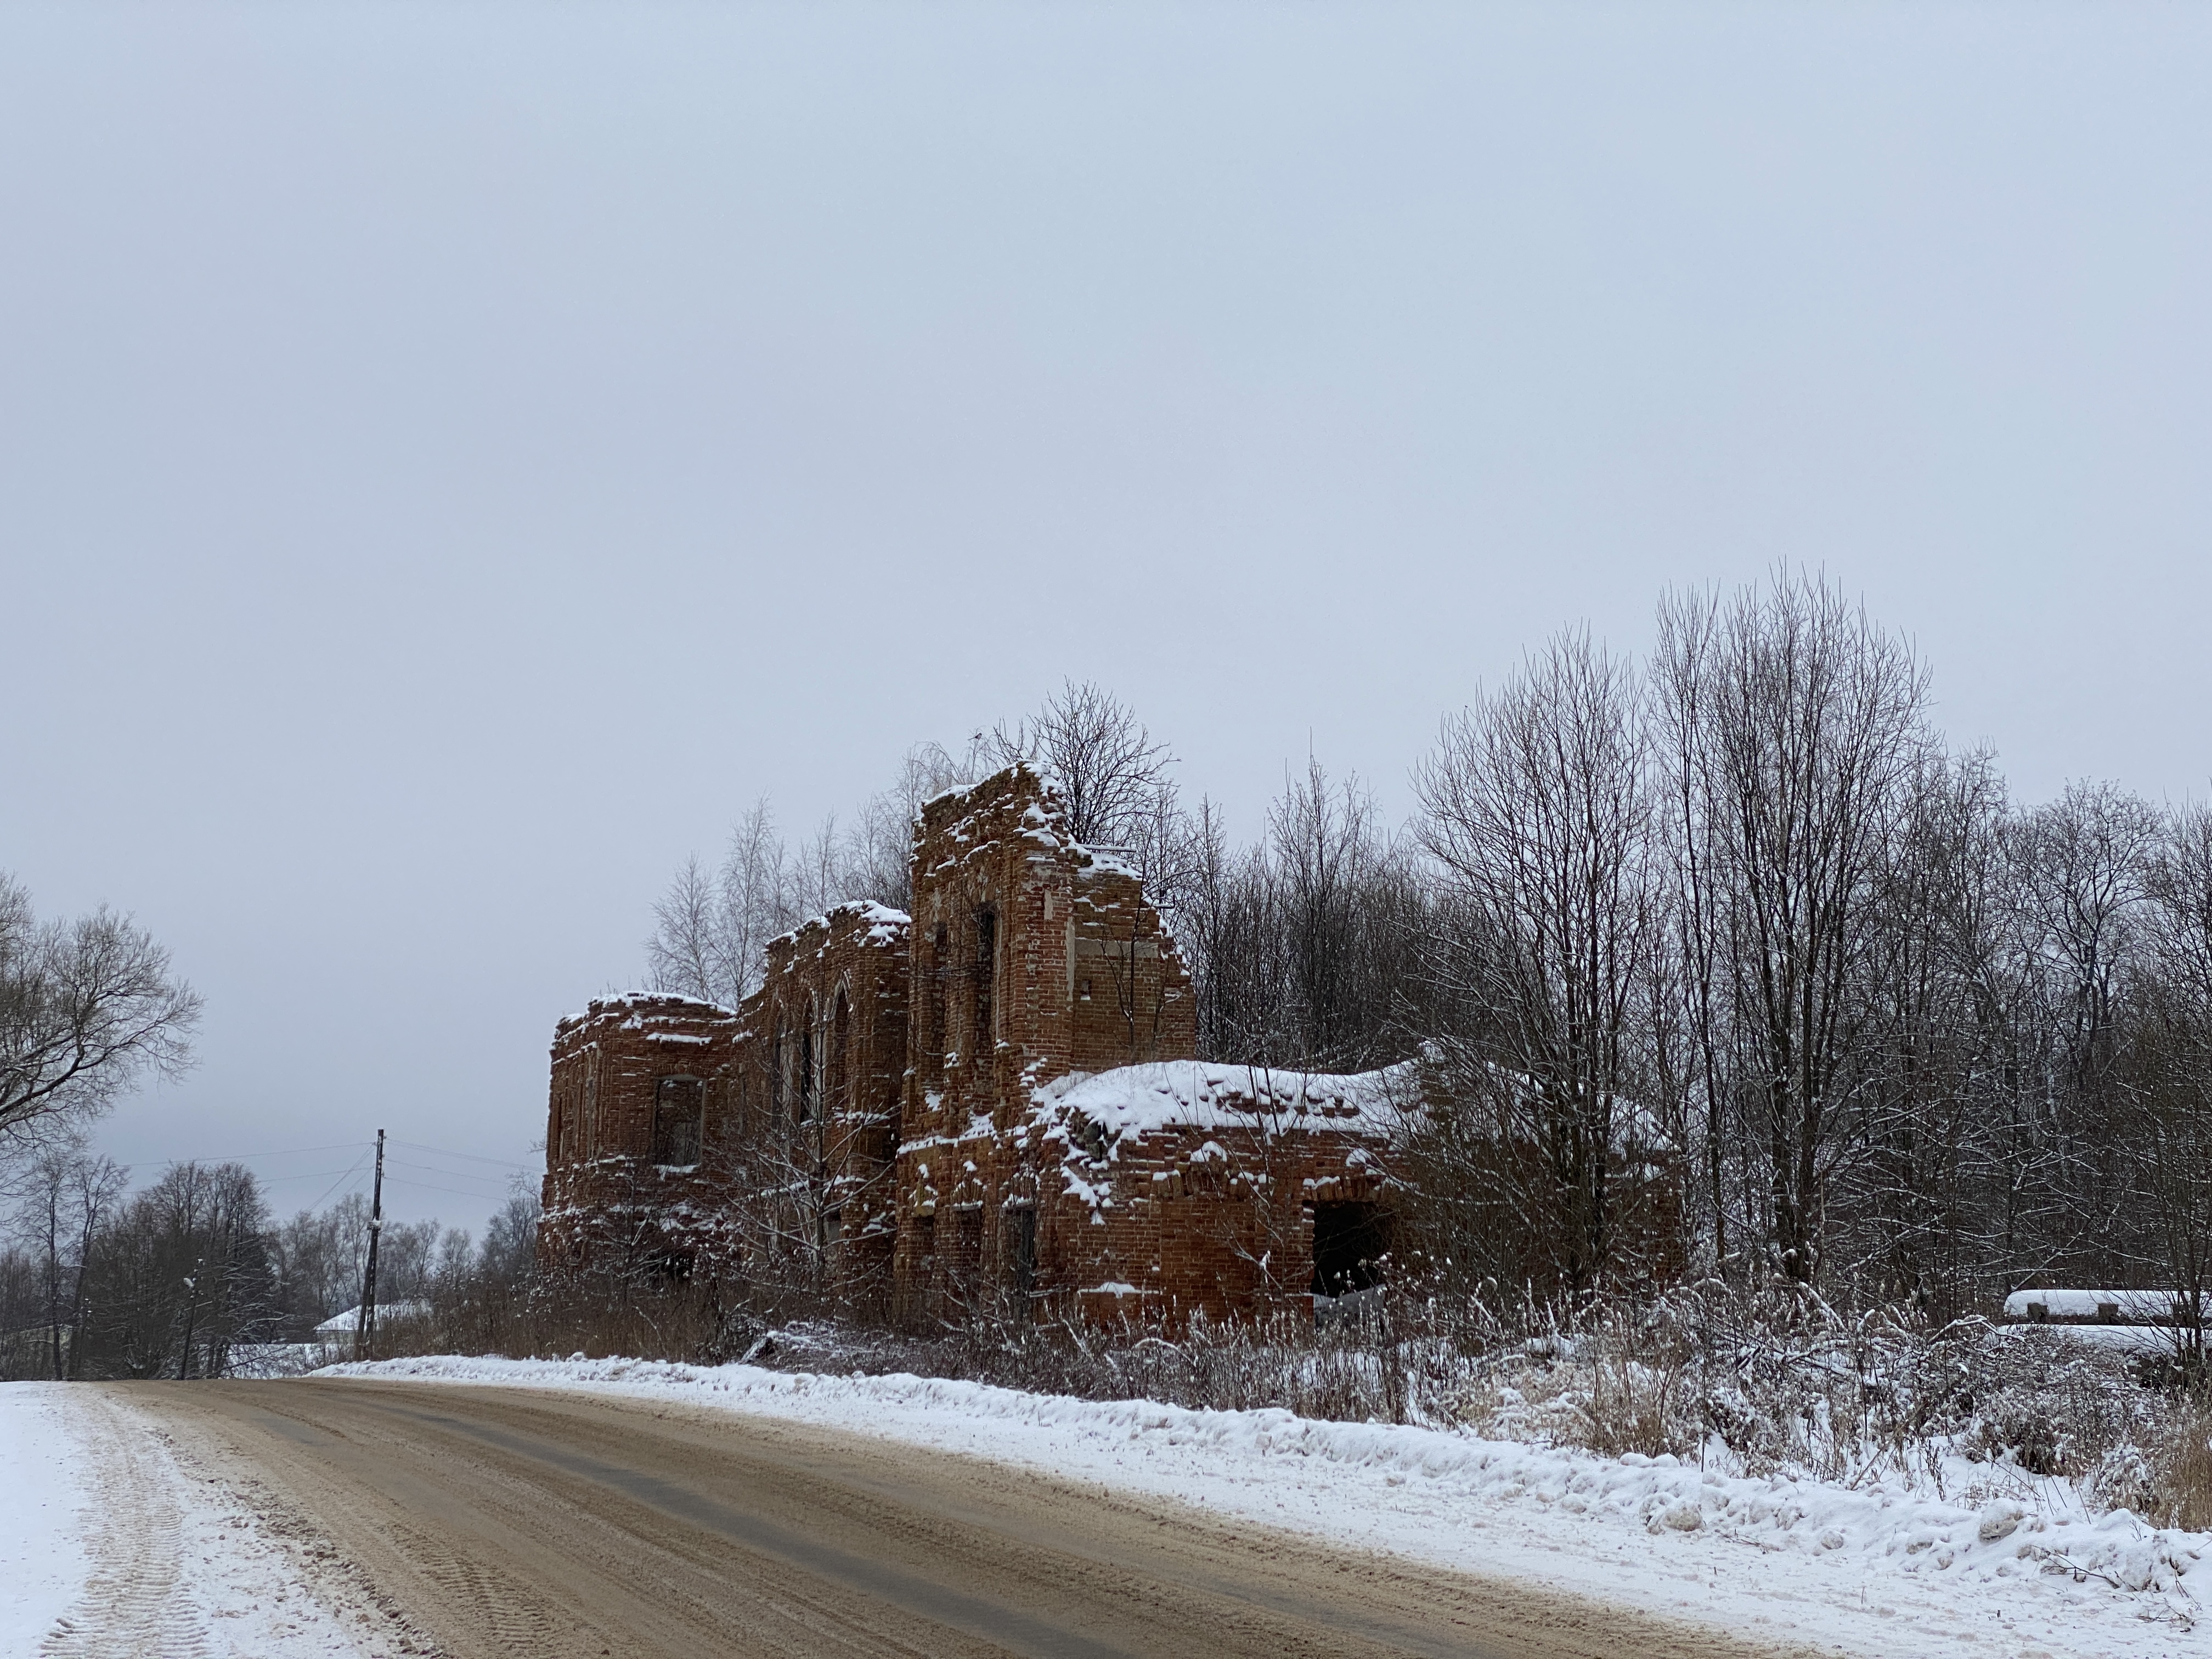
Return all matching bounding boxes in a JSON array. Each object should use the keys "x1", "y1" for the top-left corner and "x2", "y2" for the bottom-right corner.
[
  {"x1": 0, "y1": 1151, "x2": 537, "y2": 1380},
  {"x1": 646, "y1": 572, "x2": 2212, "y2": 1328}
]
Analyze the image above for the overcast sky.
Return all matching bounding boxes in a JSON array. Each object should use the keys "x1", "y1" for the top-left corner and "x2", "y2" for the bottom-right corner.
[{"x1": 3, "y1": 4, "x2": 2207, "y2": 1232}]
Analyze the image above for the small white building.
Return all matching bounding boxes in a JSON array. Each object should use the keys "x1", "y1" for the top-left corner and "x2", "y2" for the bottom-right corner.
[{"x1": 313, "y1": 1302, "x2": 431, "y2": 1363}]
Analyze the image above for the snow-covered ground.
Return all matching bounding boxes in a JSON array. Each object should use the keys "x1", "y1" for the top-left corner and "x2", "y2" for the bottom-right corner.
[
  {"x1": 0, "y1": 1383, "x2": 377, "y2": 1658},
  {"x1": 0, "y1": 1388, "x2": 86, "y2": 1655},
  {"x1": 329, "y1": 1353, "x2": 2211, "y2": 1658}
]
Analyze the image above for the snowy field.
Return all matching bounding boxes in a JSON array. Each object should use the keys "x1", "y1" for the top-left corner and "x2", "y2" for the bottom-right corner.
[
  {"x1": 329, "y1": 1353, "x2": 2212, "y2": 1658},
  {"x1": 0, "y1": 1384, "x2": 375, "y2": 1658}
]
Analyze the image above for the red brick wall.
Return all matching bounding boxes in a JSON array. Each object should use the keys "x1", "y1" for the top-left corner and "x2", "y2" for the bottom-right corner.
[
  {"x1": 539, "y1": 994, "x2": 742, "y2": 1276},
  {"x1": 541, "y1": 767, "x2": 1399, "y2": 1329}
]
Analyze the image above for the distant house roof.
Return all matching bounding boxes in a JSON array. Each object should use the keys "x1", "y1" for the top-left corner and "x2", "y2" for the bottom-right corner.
[{"x1": 314, "y1": 1301, "x2": 431, "y2": 1335}]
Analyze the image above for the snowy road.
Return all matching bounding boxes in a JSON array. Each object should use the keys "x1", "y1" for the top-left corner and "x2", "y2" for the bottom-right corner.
[
  {"x1": 8, "y1": 1369, "x2": 2205, "y2": 1657},
  {"x1": 111, "y1": 1378, "x2": 1805, "y2": 1659}
]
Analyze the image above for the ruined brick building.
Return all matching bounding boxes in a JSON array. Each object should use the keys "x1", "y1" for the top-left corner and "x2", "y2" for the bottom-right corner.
[{"x1": 540, "y1": 765, "x2": 1404, "y2": 1324}]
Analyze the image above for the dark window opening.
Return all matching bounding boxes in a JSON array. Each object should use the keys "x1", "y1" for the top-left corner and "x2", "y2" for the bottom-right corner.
[
  {"x1": 974, "y1": 908, "x2": 997, "y2": 1051},
  {"x1": 1310, "y1": 1202, "x2": 1392, "y2": 1297},
  {"x1": 769, "y1": 1029, "x2": 785, "y2": 1126},
  {"x1": 831, "y1": 990, "x2": 851, "y2": 1115},
  {"x1": 651, "y1": 1076, "x2": 704, "y2": 1165},
  {"x1": 951, "y1": 1206, "x2": 983, "y2": 1301},
  {"x1": 916, "y1": 1214, "x2": 937, "y2": 1278},
  {"x1": 797, "y1": 1014, "x2": 816, "y2": 1123},
  {"x1": 928, "y1": 926, "x2": 950, "y2": 1071},
  {"x1": 1008, "y1": 1206, "x2": 1036, "y2": 1320}
]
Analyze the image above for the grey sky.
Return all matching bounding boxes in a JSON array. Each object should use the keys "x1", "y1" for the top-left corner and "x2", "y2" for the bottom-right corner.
[{"x1": 3, "y1": 4, "x2": 2207, "y2": 1232}]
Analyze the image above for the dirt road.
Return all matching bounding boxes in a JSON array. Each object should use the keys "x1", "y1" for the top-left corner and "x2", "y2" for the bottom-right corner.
[{"x1": 126, "y1": 1380, "x2": 1819, "y2": 1659}]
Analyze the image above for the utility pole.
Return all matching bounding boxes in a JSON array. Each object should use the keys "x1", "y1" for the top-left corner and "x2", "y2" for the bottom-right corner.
[{"x1": 354, "y1": 1130, "x2": 385, "y2": 1363}]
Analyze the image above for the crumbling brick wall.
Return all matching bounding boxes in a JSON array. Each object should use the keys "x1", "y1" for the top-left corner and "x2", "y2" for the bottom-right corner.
[
  {"x1": 733, "y1": 901, "x2": 910, "y2": 1309},
  {"x1": 541, "y1": 766, "x2": 1401, "y2": 1330},
  {"x1": 539, "y1": 994, "x2": 743, "y2": 1278},
  {"x1": 890, "y1": 766, "x2": 1203, "y2": 1321},
  {"x1": 1029, "y1": 1063, "x2": 1404, "y2": 1327}
]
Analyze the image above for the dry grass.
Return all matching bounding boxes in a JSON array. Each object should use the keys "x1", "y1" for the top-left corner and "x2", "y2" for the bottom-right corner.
[
  {"x1": 353, "y1": 1266, "x2": 2212, "y2": 1532},
  {"x1": 2153, "y1": 1398, "x2": 2212, "y2": 1530}
]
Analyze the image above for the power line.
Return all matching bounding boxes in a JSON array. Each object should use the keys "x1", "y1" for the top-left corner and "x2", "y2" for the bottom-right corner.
[
  {"x1": 383, "y1": 1173, "x2": 529, "y2": 1203},
  {"x1": 304, "y1": 1149, "x2": 372, "y2": 1211},
  {"x1": 151, "y1": 1141, "x2": 372, "y2": 1167},
  {"x1": 390, "y1": 1140, "x2": 528, "y2": 1169},
  {"x1": 385, "y1": 1156, "x2": 511, "y2": 1186}
]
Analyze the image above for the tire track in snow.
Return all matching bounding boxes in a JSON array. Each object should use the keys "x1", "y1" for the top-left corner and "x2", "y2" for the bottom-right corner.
[{"x1": 40, "y1": 1389, "x2": 212, "y2": 1659}]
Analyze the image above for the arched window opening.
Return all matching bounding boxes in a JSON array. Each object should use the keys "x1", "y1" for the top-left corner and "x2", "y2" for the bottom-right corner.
[
  {"x1": 797, "y1": 1007, "x2": 816, "y2": 1124},
  {"x1": 831, "y1": 989, "x2": 851, "y2": 1115},
  {"x1": 973, "y1": 907, "x2": 997, "y2": 1052}
]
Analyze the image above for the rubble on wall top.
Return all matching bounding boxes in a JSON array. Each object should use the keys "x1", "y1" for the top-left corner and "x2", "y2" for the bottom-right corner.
[
  {"x1": 558, "y1": 990, "x2": 741, "y2": 1030},
  {"x1": 766, "y1": 899, "x2": 913, "y2": 955}
]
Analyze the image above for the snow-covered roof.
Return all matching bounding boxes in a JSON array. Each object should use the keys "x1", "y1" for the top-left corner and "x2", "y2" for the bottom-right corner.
[
  {"x1": 1035, "y1": 1060, "x2": 1411, "y2": 1137},
  {"x1": 314, "y1": 1301, "x2": 431, "y2": 1334}
]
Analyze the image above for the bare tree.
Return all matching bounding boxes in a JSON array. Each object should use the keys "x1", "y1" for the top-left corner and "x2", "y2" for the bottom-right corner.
[
  {"x1": 644, "y1": 855, "x2": 722, "y2": 1003},
  {"x1": 645, "y1": 798, "x2": 793, "y2": 1007},
  {"x1": 991, "y1": 681, "x2": 1176, "y2": 853},
  {"x1": 1655, "y1": 572, "x2": 1932, "y2": 1284},
  {"x1": 9, "y1": 1140, "x2": 126, "y2": 1377},
  {"x1": 839, "y1": 741, "x2": 983, "y2": 911},
  {"x1": 2011, "y1": 781, "x2": 2161, "y2": 1103},
  {"x1": 1267, "y1": 760, "x2": 1418, "y2": 1070},
  {"x1": 0, "y1": 874, "x2": 201, "y2": 1145},
  {"x1": 646, "y1": 741, "x2": 992, "y2": 1004},
  {"x1": 77, "y1": 1161, "x2": 275, "y2": 1379},
  {"x1": 2125, "y1": 801, "x2": 2212, "y2": 1370},
  {"x1": 1414, "y1": 630, "x2": 1659, "y2": 1294}
]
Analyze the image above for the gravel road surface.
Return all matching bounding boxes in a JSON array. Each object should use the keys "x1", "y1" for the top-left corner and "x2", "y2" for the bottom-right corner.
[{"x1": 123, "y1": 1380, "x2": 1823, "y2": 1659}]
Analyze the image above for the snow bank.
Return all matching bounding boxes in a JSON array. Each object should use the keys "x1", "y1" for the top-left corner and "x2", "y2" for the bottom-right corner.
[{"x1": 324, "y1": 1355, "x2": 2210, "y2": 1657}]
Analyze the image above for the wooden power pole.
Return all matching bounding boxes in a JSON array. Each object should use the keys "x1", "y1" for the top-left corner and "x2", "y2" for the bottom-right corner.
[{"x1": 354, "y1": 1129, "x2": 386, "y2": 1362}]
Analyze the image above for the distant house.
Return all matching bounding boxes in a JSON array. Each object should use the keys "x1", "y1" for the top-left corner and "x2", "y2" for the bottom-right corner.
[
  {"x1": 313, "y1": 1302, "x2": 431, "y2": 1363},
  {"x1": 2002, "y1": 1288, "x2": 2211, "y2": 1326}
]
